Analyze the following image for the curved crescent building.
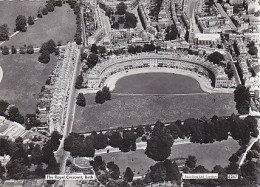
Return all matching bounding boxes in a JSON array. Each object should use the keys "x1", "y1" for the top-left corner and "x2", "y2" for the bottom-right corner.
[{"x1": 84, "y1": 52, "x2": 236, "y2": 90}]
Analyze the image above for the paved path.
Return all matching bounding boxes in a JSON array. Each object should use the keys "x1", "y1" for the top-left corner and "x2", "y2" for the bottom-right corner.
[
  {"x1": 0, "y1": 65, "x2": 3, "y2": 83},
  {"x1": 0, "y1": 31, "x2": 19, "y2": 47},
  {"x1": 239, "y1": 113, "x2": 260, "y2": 167}
]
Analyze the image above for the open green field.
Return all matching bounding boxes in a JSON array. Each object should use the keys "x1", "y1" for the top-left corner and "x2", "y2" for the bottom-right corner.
[
  {"x1": 0, "y1": 1, "x2": 45, "y2": 33},
  {"x1": 100, "y1": 139, "x2": 239, "y2": 176},
  {"x1": 170, "y1": 138, "x2": 240, "y2": 170},
  {"x1": 73, "y1": 93, "x2": 236, "y2": 133},
  {"x1": 101, "y1": 150, "x2": 155, "y2": 177},
  {"x1": 113, "y1": 73, "x2": 204, "y2": 94},
  {"x1": 3, "y1": 4, "x2": 76, "y2": 48},
  {"x1": 0, "y1": 53, "x2": 56, "y2": 115}
]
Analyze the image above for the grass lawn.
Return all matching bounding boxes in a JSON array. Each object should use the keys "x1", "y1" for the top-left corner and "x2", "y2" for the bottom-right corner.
[
  {"x1": 170, "y1": 138, "x2": 240, "y2": 170},
  {"x1": 113, "y1": 73, "x2": 204, "y2": 94},
  {"x1": 73, "y1": 93, "x2": 236, "y2": 133},
  {"x1": 3, "y1": 4, "x2": 76, "y2": 48},
  {"x1": 0, "y1": 53, "x2": 56, "y2": 116},
  {"x1": 0, "y1": 1, "x2": 45, "y2": 34},
  {"x1": 100, "y1": 139, "x2": 239, "y2": 176}
]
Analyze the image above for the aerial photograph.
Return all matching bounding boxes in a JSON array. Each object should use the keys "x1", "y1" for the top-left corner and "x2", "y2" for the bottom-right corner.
[{"x1": 0, "y1": 0, "x2": 259, "y2": 186}]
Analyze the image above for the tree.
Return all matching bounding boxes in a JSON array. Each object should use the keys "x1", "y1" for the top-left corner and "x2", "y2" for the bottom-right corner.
[
  {"x1": 46, "y1": 2, "x2": 55, "y2": 12},
  {"x1": 118, "y1": 16, "x2": 125, "y2": 24},
  {"x1": 163, "y1": 159, "x2": 180, "y2": 181},
  {"x1": 6, "y1": 106, "x2": 24, "y2": 124},
  {"x1": 6, "y1": 158, "x2": 30, "y2": 179},
  {"x1": 46, "y1": 39, "x2": 56, "y2": 53},
  {"x1": 37, "y1": 9, "x2": 42, "y2": 18},
  {"x1": 234, "y1": 85, "x2": 250, "y2": 114},
  {"x1": 98, "y1": 46, "x2": 106, "y2": 56},
  {"x1": 165, "y1": 24, "x2": 178, "y2": 41},
  {"x1": 124, "y1": 167, "x2": 134, "y2": 182},
  {"x1": 19, "y1": 46, "x2": 26, "y2": 54},
  {"x1": 0, "y1": 100, "x2": 9, "y2": 116},
  {"x1": 0, "y1": 24, "x2": 9, "y2": 41},
  {"x1": 107, "y1": 162, "x2": 120, "y2": 180},
  {"x1": 145, "y1": 121, "x2": 174, "y2": 161},
  {"x1": 2, "y1": 46, "x2": 9, "y2": 55},
  {"x1": 42, "y1": 7, "x2": 48, "y2": 15},
  {"x1": 27, "y1": 16, "x2": 34, "y2": 25},
  {"x1": 91, "y1": 44, "x2": 98, "y2": 54},
  {"x1": 102, "y1": 86, "x2": 111, "y2": 101},
  {"x1": 95, "y1": 90, "x2": 106, "y2": 104},
  {"x1": 76, "y1": 93, "x2": 86, "y2": 107},
  {"x1": 0, "y1": 138, "x2": 10, "y2": 156},
  {"x1": 0, "y1": 161, "x2": 5, "y2": 179},
  {"x1": 185, "y1": 155, "x2": 197, "y2": 169},
  {"x1": 86, "y1": 53, "x2": 99, "y2": 68},
  {"x1": 124, "y1": 12, "x2": 137, "y2": 28},
  {"x1": 108, "y1": 131, "x2": 122, "y2": 148},
  {"x1": 38, "y1": 51, "x2": 50, "y2": 64},
  {"x1": 229, "y1": 153, "x2": 239, "y2": 163},
  {"x1": 93, "y1": 132, "x2": 108, "y2": 150},
  {"x1": 116, "y1": 2, "x2": 127, "y2": 15},
  {"x1": 27, "y1": 45, "x2": 34, "y2": 54},
  {"x1": 111, "y1": 22, "x2": 120, "y2": 29},
  {"x1": 207, "y1": 51, "x2": 225, "y2": 65},
  {"x1": 247, "y1": 42, "x2": 258, "y2": 56},
  {"x1": 11, "y1": 46, "x2": 17, "y2": 54},
  {"x1": 82, "y1": 138, "x2": 95, "y2": 157},
  {"x1": 75, "y1": 74, "x2": 84, "y2": 89},
  {"x1": 16, "y1": 15, "x2": 27, "y2": 32},
  {"x1": 31, "y1": 144, "x2": 42, "y2": 164},
  {"x1": 150, "y1": 162, "x2": 167, "y2": 182},
  {"x1": 75, "y1": 35, "x2": 82, "y2": 45}
]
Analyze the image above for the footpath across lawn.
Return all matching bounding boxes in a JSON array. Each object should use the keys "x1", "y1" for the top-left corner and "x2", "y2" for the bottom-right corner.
[
  {"x1": 0, "y1": 1, "x2": 45, "y2": 33},
  {"x1": 3, "y1": 4, "x2": 76, "y2": 48}
]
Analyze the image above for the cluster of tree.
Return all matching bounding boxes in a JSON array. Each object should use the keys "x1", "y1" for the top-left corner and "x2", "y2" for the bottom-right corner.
[
  {"x1": 1, "y1": 45, "x2": 35, "y2": 55},
  {"x1": 247, "y1": 41, "x2": 258, "y2": 56},
  {"x1": 145, "y1": 121, "x2": 174, "y2": 161},
  {"x1": 37, "y1": 1, "x2": 56, "y2": 18},
  {"x1": 149, "y1": 0, "x2": 163, "y2": 21},
  {"x1": 224, "y1": 62, "x2": 234, "y2": 79},
  {"x1": 165, "y1": 24, "x2": 178, "y2": 41},
  {"x1": 75, "y1": 74, "x2": 84, "y2": 89},
  {"x1": 73, "y1": 3, "x2": 82, "y2": 45},
  {"x1": 95, "y1": 86, "x2": 111, "y2": 104},
  {"x1": 165, "y1": 114, "x2": 258, "y2": 146},
  {"x1": 234, "y1": 85, "x2": 250, "y2": 115},
  {"x1": 144, "y1": 159, "x2": 180, "y2": 184},
  {"x1": 38, "y1": 39, "x2": 56, "y2": 64},
  {"x1": 91, "y1": 44, "x2": 106, "y2": 56},
  {"x1": 90, "y1": 155, "x2": 134, "y2": 185},
  {"x1": 24, "y1": 114, "x2": 41, "y2": 130},
  {"x1": 0, "y1": 101, "x2": 24, "y2": 124},
  {"x1": 85, "y1": 53, "x2": 99, "y2": 69},
  {"x1": 64, "y1": 133, "x2": 96, "y2": 157},
  {"x1": 0, "y1": 24, "x2": 9, "y2": 41},
  {"x1": 116, "y1": 2, "x2": 127, "y2": 15},
  {"x1": 207, "y1": 51, "x2": 225, "y2": 65},
  {"x1": 64, "y1": 126, "x2": 145, "y2": 157},
  {"x1": 99, "y1": 3, "x2": 113, "y2": 18},
  {"x1": 76, "y1": 93, "x2": 86, "y2": 107},
  {"x1": 0, "y1": 131, "x2": 61, "y2": 180},
  {"x1": 128, "y1": 43, "x2": 157, "y2": 54}
]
